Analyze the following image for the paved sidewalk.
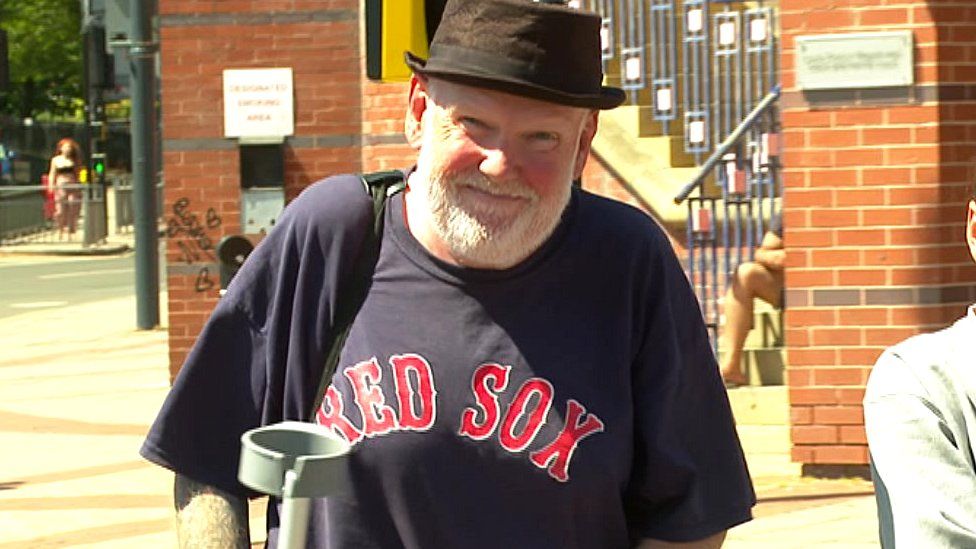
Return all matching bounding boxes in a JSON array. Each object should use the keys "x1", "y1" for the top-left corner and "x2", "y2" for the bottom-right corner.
[
  {"x1": 0, "y1": 290, "x2": 881, "y2": 547},
  {"x1": 0, "y1": 230, "x2": 134, "y2": 257}
]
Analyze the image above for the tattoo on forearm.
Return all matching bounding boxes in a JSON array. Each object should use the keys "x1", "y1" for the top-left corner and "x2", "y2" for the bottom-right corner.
[{"x1": 174, "y1": 474, "x2": 250, "y2": 549}]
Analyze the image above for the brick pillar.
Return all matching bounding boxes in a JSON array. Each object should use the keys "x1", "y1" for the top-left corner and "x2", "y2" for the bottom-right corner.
[
  {"x1": 361, "y1": 79, "x2": 413, "y2": 171},
  {"x1": 780, "y1": 0, "x2": 976, "y2": 472},
  {"x1": 160, "y1": 2, "x2": 363, "y2": 380}
]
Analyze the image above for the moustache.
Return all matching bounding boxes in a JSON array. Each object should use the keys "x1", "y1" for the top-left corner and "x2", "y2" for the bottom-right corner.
[{"x1": 447, "y1": 171, "x2": 537, "y2": 201}]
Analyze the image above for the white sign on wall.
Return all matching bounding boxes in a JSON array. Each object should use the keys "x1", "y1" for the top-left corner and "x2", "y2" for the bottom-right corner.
[
  {"x1": 796, "y1": 31, "x2": 914, "y2": 91},
  {"x1": 223, "y1": 68, "x2": 294, "y2": 138}
]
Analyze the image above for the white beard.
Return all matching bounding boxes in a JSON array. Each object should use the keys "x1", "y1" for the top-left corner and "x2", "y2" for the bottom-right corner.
[{"x1": 424, "y1": 169, "x2": 570, "y2": 269}]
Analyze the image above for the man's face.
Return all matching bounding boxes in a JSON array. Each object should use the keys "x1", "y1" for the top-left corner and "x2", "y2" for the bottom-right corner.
[{"x1": 404, "y1": 76, "x2": 598, "y2": 269}]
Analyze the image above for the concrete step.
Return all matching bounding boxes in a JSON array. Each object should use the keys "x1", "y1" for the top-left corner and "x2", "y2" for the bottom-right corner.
[
  {"x1": 737, "y1": 424, "x2": 790, "y2": 454},
  {"x1": 728, "y1": 386, "x2": 797, "y2": 477},
  {"x1": 718, "y1": 303, "x2": 785, "y2": 387},
  {"x1": 743, "y1": 347, "x2": 785, "y2": 386},
  {"x1": 743, "y1": 451, "x2": 802, "y2": 479},
  {"x1": 591, "y1": 105, "x2": 700, "y2": 229},
  {"x1": 742, "y1": 306, "x2": 783, "y2": 350},
  {"x1": 717, "y1": 344, "x2": 785, "y2": 387},
  {"x1": 728, "y1": 385, "x2": 789, "y2": 425}
]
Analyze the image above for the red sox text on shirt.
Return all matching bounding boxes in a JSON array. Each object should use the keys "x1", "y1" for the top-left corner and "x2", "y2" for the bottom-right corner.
[{"x1": 315, "y1": 353, "x2": 605, "y2": 482}]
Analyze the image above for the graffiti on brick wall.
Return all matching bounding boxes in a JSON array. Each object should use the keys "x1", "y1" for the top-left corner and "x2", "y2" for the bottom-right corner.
[{"x1": 167, "y1": 197, "x2": 222, "y2": 292}]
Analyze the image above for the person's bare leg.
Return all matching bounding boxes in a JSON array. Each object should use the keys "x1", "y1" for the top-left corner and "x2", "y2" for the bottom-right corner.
[
  {"x1": 720, "y1": 262, "x2": 781, "y2": 385},
  {"x1": 55, "y1": 198, "x2": 65, "y2": 240},
  {"x1": 68, "y1": 202, "x2": 79, "y2": 235},
  {"x1": 720, "y1": 267, "x2": 752, "y2": 385}
]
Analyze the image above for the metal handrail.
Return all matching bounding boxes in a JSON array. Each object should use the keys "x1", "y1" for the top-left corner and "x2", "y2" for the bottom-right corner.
[{"x1": 673, "y1": 84, "x2": 781, "y2": 204}]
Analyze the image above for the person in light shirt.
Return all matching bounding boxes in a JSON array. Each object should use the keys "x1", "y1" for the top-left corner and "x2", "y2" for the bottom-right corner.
[{"x1": 865, "y1": 184, "x2": 976, "y2": 547}]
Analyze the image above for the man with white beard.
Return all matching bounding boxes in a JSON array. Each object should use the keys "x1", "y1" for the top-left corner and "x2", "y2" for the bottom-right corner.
[{"x1": 141, "y1": 1, "x2": 755, "y2": 547}]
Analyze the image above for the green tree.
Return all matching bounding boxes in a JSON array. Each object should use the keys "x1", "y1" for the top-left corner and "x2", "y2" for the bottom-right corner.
[{"x1": 0, "y1": 0, "x2": 83, "y2": 118}]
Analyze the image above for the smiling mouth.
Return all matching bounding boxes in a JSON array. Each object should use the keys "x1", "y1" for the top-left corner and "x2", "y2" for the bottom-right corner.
[
  {"x1": 459, "y1": 184, "x2": 531, "y2": 205},
  {"x1": 454, "y1": 184, "x2": 534, "y2": 230}
]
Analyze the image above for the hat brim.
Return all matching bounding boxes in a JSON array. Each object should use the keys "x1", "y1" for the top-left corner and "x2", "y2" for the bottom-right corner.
[{"x1": 404, "y1": 51, "x2": 625, "y2": 110}]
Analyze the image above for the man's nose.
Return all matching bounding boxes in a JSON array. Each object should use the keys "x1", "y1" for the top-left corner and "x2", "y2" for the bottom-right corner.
[{"x1": 479, "y1": 144, "x2": 519, "y2": 180}]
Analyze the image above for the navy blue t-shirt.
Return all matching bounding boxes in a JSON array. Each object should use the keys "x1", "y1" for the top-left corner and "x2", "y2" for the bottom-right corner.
[{"x1": 141, "y1": 173, "x2": 754, "y2": 548}]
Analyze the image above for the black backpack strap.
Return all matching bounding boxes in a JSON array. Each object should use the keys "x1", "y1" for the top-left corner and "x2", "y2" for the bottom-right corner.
[{"x1": 307, "y1": 170, "x2": 406, "y2": 421}]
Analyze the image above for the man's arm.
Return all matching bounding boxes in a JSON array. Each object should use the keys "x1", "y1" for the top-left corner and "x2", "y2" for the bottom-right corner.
[
  {"x1": 865, "y1": 350, "x2": 976, "y2": 547},
  {"x1": 174, "y1": 474, "x2": 251, "y2": 548},
  {"x1": 753, "y1": 230, "x2": 784, "y2": 271},
  {"x1": 637, "y1": 531, "x2": 727, "y2": 548}
]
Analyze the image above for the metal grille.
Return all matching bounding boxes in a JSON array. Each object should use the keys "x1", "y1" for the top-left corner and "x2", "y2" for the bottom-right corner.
[
  {"x1": 682, "y1": 0, "x2": 711, "y2": 159},
  {"x1": 618, "y1": 0, "x2": 647, "y2": 97},
  {"x1": 649, "y1": 0, "x2": 678, "y2": 132},
  {"x1": 473, "y1": 0, "x2": 783, "y2": 351}
]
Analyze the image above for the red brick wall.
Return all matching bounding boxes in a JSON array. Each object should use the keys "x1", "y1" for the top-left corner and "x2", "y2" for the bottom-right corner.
[
  {"x1": 362, "y1": 79, "x2": 414, "y2": 171},
  {"x1": 781, "y1": 0, "x2": 976, "y2": 468},
  {"x1": 583, "y1": 154, "x2": 647, "y2": 210},
  {"x1": 160, "y1": 1, "x2": 363, "y2": 380}
]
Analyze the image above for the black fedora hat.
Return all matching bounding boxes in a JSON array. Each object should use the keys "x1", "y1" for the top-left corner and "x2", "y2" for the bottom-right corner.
[{"x1": 404, "y1": 0, "x2": 625, "y2": 110}]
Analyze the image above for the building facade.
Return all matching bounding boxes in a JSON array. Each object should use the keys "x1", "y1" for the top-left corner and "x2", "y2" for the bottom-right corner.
[{"x1": 159, "y1": 0, "x2": 976, "y2": 473}]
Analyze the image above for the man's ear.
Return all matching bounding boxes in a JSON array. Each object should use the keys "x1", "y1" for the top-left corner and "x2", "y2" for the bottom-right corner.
[
  {"x1": 967, "y1": 199, "x2": 976, "y2": 264},
  {"x1": 405, "y1": 75, "x2": 429, "y2": 149},
  {"x1": 572, "y1": 110, "x2": 600, "y2": 180}
]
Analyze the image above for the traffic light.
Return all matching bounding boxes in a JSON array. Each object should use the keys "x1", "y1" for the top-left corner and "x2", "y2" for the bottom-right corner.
[
  {"x1": 365, "y1": 0, "x2": 447, "y2": 82},
  {"x1": 91, "y1": 152, "x2": 107, "y2": 185},
  {"x1": 0, "y1": 29, "x2": 9, "y2": 92},
  {"x1": 102, "y1": 53, "x2": 116, "y2": 89},
  {"x1": 83, "y1": 24, "x2": 114, "y2": 89},
  {"x1": 92, "y1": 153, "x2": 106, "y2": 175}
]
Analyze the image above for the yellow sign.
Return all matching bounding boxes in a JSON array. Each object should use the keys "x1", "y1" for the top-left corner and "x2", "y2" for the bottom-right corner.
[{"x1": 366, "y1": 0, "x2": 430, "y2": 82}]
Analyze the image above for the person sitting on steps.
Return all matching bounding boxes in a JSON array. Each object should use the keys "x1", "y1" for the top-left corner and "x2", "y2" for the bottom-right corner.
[{"x1": 719, "y1": 213, "x2": 784, "y2": 387}]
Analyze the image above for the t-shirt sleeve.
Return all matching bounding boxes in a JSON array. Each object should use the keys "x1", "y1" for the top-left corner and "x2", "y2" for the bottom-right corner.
[
  {"x1": 864, "y1": 344, "x2": 976, "y2": 548},
  {"x1": 140, "y1": 174, "x2": 373, "y2": 497},
  {"x1": 625, "y1": 234, "x2": 756, "y2": 542},
  {"x1": 140, "y1": 300, "x2": 269, "y2": 497}
]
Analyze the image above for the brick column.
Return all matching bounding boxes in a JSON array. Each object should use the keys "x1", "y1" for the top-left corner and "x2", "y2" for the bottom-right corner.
[
  {"x1": 780, "y1": 0, "x2": 976, "y2": 472},
  {"x1": 361, "y1": 79, "x2": 413, "y2": 171},
  {"x1": 160, "y1": 2, "x2": 363, "y2": 380}
]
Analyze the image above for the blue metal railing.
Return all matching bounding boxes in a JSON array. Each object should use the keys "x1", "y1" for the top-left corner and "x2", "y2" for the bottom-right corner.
[
  {"x1": 649, "y1": 0, "x2": 678, "y2": 132},
  {"x1": 573, "y1": 0, "x2": 781, "y2": 349},
  {"x1": 683, "y1": 0, "x2": 712, "y2": 158},
  {"x1": 674, "y1": 86, "x2": 782, "y2": 349}
]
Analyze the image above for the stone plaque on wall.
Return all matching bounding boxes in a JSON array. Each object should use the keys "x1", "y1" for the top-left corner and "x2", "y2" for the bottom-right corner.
[{"x1": 796, "y1": 31, "x2": 913, "y2": 91}]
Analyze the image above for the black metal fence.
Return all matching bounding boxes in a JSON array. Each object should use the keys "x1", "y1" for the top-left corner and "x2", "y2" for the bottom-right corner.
[
  {"x1": 0, "y1": 117, "x2": 132, "y2": 187},
  {"x1": 0, "y1": 174, "x2": 161, "y2": 246},
  {"x1": 112, "y1": 175, "x2": 164, "y2": 233},
  {"x1": 0, "y1": 186, "x2": 46, "y2": 242}
]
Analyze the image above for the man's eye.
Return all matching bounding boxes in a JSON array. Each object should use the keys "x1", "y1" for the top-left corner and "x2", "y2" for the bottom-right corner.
[
  {"x1": 525, "y1": 132, "x2": 560, "y2": 152},
  {"x1": 528, "y1": 131, "x2": 558, "y2": 142},
  {"x1": 459, "y1": 117, "x2": 487, "y2": 130}
]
